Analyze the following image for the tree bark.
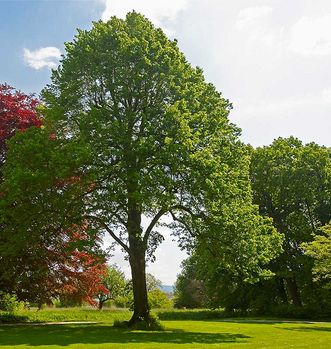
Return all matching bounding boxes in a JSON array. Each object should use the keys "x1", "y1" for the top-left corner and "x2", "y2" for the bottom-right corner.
[
  {"x1": 98, "y1": 300, "x2": 104, "y2": 310},
  {"x1": 276, "y1": 277, "x2": 288, "y2": 303},
  {"x1": 286, "y1": 277, "x2": 302, "y2": 306},
  {"x1": 128, "y1": 238, "x2": 150, "y2": 324},
  {"x1": 126, "y1": 179, "x2": 150, "y2": 325}
]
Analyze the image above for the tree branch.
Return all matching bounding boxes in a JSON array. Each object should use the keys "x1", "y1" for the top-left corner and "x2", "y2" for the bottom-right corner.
[
  {"x1": 143, "y1": 208, "x2": 167, "y2": 244},
  {"x1": 170, "y1": 204, "x2": 205, "y2": 220},
  {"x1": 169, "y1": 210, "x2": 196, "y2": 238},
  {"x1": 85, "y1": 215, "x2": 130, "y2": 254}
]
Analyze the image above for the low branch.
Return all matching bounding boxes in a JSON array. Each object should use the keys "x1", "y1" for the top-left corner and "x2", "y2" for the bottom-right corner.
[
  {"x1": 169, "y1": 210, "x2": 196, "y2": 238},
  {"x1": 143, "y1": 208, "x2": 167, "y2": 244},
  {"x1": 170, "y1": 204, "x2": 206, "y2": 220},
  {"x1": 85, "y1": 215, "x2": 130, "y2": 254},
  {"x1": 170, "y1": 204, "x2": 195, "y2": 216}
]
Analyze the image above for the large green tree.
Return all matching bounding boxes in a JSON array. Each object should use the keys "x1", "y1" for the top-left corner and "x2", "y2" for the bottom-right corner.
[
  {"x1": 1, "y1": 13, "x2": 281, "y2": 325},
  {"x1": 250, "y1": 137, "x2": 331, "y2": 307}
]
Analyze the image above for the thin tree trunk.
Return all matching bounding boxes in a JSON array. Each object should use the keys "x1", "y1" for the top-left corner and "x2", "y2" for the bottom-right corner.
[
  {"x1": 286, "y1": 277, "x2": 302, "y2": 306},
  {"x1": 277, "y1": 277, "x2": 288, "y2": 303}
]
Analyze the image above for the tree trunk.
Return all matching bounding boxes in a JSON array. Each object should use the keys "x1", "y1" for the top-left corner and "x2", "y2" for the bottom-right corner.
[
  {"x1": 98, "y1": 300, "x2": 104, "y2": 310},
  {"x1": 276, "y1": 277, "x2": 288, "y2": 303},
  {"x1": 128, "y1": 237, "x2": 150, "y2": 325},
  {"x1": 126, "y1": 183, "x2": 150, "y2": 325},
  {"x1": 286, "y1": 277, "x2": 302, "y2": 306}
]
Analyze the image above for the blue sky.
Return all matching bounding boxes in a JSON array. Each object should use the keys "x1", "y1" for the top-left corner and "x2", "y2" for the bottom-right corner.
[
  {"x1": 0, "y1": 0, "x2": 103, "y2": 93},
  {"x1": 1, "y1": 0, "x2": 331, "y2": 284}
]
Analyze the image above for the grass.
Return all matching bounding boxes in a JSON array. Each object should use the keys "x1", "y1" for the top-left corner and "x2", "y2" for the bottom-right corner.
[
  {"x1": 0, "y1": 308, "x2": 330, "y2": 348},
  {"x1": 0, "y1": 308, "x2": 131, "y2": 323}
]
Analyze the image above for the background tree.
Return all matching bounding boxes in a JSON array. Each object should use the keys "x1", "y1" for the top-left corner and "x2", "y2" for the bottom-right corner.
[
  {"x1": 1, "y1": 13, "x2": 282, "y2": 325},
  {"x1": 148, "y1": 288, "x2": 172, "y2": 309},
  {"x1": 0, "y1": 84, "x2": 107, "y2": 306},
  {"x1": 145, "y1": 273, "x2": 162, "y2": 293},
  {"x1": 0, "y1": 83, "x2": 41, "y2": 180},
  {"x1": 95, "y1": 265, "x2": 127, "y2": 310},
  {"x1": 174, "y1": 255, "x2": 208, "y2": 309},
  {"x1": 250, "y1": 137, "x2": 331, "y2": 311}
]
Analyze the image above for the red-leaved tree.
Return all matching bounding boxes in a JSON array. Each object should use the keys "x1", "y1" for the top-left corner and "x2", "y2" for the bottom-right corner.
[
  {"x1": 0, "y1": 84, "x2": 42, "y2": 176},
  {"x1": 0, "y1": 84, "x2": 108, "y2": 306}
]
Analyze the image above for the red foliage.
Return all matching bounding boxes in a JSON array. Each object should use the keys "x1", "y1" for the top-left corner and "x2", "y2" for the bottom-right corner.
[
  {"x1": 0, "y1": 84, "x2": 42, "y2": 166},
  {"x1": 60, "y1": 250, "x2": 109, "y2": 306},
  {"x1": 20, "y1": 225, "x2": 108, "y2": 307},
  {"x1": 0, "y1": 84, "x2": 107, "y2": 306},
  {"x1": 55, "y1": 175, "x2": 81, "y2": 188}
]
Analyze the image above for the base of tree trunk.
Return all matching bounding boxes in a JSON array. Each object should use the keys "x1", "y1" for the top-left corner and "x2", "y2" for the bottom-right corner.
[{"x1": 114, "y1": 314, "x2": 164, "y2": 331}]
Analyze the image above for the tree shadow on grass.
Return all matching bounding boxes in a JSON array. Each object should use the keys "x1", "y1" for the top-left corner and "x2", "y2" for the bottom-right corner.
[
  {"x1": 278, "y1": 326, "x2": 331, "y2": 332},
  {"x1": 157, "y1": 311, "x2": 317, "y2": 324},
  {"x1": 0, "y1": 324, "x2": 250, "y2": 347},
  {"x1": 214, "y1": 319, "x2": 316, "y2": 325}
]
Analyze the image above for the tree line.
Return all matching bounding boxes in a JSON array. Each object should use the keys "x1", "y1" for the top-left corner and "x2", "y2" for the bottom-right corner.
[{"x1": 174, "y1": 137, "x2": 331, "y2": 318}]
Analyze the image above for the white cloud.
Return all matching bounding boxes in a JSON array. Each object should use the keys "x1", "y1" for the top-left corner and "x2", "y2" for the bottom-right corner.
[
  {"x1": 234, "y1": 6, "x2": 283, "y2": 48},
  {"x1": 23, "y1": 47, "x2": 61, "y2": 70},
  {"x1": 231, "y1": 90, "x2": 331, "y2": 147},
  {"x1": 289, "y1": 14, "x2": 331, "y2": 55},
  {"x1": 99, "y1": 0, "x2": 189, "y2": 34},
  {"x1": 322, "y1": 87, "x2": 331, "y2": 103},
  {"x1": 236, "y1": 6, "x2": 273, "y2": 29}
]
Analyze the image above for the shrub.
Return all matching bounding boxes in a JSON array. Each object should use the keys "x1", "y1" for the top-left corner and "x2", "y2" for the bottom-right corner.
[
  {"x1": 114, "y1": 296, "x2": 131, "y2": 308},
  {"x1": 148, "y1": 289, "x2": 173, "y2": 309},
  {"x1": 269, "y1": 304, "x2": 331, "y2": 320},
  {"x1": 0, "y1": 293, "x2": 26, "y2": 312},
  {"x1": 0, "y1": 313, "x2": 29, "y2": 323}
]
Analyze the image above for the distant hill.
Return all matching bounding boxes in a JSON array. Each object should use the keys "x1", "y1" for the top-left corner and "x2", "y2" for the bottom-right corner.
[{"x1": 159, "y1": 285, "x2": 174, "y2": 294}]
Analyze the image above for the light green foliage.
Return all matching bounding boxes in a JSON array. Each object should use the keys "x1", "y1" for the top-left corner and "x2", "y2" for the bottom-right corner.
[
  {"x1": 97, "y1": 265, "x2": 127, "y2": 309},
  {"x1": 303, "y1": 222, "x2": 331, "y2": 288},
  {"x1": 113, "y1": 296, "x2": 131, "y2": 308},
  {"x1": 148, "y1": 289, "x2": 172, "y2": 309},
  {"x1": 0, "y1": 293, "x2": 26, "y2": 313}
]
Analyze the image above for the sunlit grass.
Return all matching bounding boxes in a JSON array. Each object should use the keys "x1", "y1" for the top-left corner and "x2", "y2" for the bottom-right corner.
[{"x1": 0, "y1": 308, "x2": 330, "y2": 348}]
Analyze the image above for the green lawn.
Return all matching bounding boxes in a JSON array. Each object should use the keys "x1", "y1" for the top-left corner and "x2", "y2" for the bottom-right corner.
[{"x1": 0, "y1": 309, "x2": 330, "y2": 348}]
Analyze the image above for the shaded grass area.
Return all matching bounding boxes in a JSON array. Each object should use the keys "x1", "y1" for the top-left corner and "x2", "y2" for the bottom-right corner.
[
  {"x1": 0, "y1": 309, "x2": 330, "y2": 349},
  {"x1": 0, "y1": 323, "x2": 250, "y2": 347}
]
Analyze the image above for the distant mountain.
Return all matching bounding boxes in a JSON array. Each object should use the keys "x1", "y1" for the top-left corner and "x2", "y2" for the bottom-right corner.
[{"x1": 159, "y1": 285, "x2": 174, "y2": 294}]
